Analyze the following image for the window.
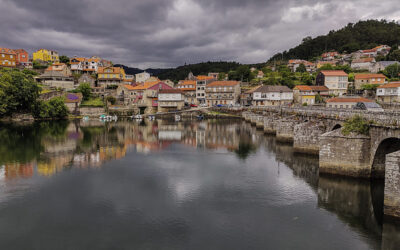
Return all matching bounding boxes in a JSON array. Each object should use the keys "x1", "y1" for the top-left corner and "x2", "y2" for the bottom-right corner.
[
  {"x1": 10, "y1": 55, "x2": 13, "y2": 58},
  {"x1": 1, "y1": 54, "x2": 4, "y2": 58}
]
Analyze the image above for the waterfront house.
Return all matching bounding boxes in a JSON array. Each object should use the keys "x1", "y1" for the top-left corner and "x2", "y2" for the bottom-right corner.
[
  {"x1": 98, "y1": 66, "x2": 126, "y2": 87},
  {"x1": 177, "y1": 80, "x2": 197, "y2": 104},
  {"x1": 354, "y1": 74, "x2": 386, "y2": 91},
  {"x1": 116, "y1": 84, "x2": 137, "y2": 105},
  {"x1": 33, "y1": 49, "x2": 59, "y2": 63},
  {"x1": 205, "y1": 81, "x2": 241, "y2": 106},
  {"x1": 240, "y1": 85, "x2": 262, "y2": 106},
  {"x1": 326, "y1": 97, "x2": 373, "y2": 109},
  {"x1": 351, "y1": 58, "x2": 375, "y2": 71},
  {"x1": 376, "y1": 82, "x2": 400, "y2": 103},
  {"x1": 196, "y1": 75, "x2": 215, "y2": 104},
  {"x1": 293, "y1": 85, "x2": 324, "y2": 105},
  {"x1": 158, "y1": 89, "x2": 184, "y2": 112},
  {"x1": 135, "y1": 71, "x2": 151, "y2": 83},
  {"x1": 316, "y1": 70, "x2": 348, "y2": 96},
  {"x1": 64, "y1": 93, "x2": 83, "y2": 114},
  {"x1": 0, "y1": 48, "x2": 17, "y2": 68},
  {"x1": 252, "y1": 85, "x2": 293, "y2": 107}
]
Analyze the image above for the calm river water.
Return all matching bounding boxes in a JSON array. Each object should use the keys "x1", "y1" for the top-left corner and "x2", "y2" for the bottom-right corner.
[{"x1": 0, "y1": 119, "x2": 399, "y2": 249}]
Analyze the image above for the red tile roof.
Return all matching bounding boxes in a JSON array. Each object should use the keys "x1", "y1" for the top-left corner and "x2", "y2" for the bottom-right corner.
[
  {"x1": 377, "y1": 82, "x2": 400, "y2": 88},
  {"x1": 327, "y1": 97, "x2": 373, "y2": 103},
  {"x1": 354, "y1": 74, "x2": 386, "y2": 80},
  {"x1": 320, "y1": 70, "x2": 348, "y2": 76}
]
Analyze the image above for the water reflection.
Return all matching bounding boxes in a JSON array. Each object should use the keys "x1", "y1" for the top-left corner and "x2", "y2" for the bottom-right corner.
[{"x1": 0, "y1": 119, "x2": 399, "y2": 249}]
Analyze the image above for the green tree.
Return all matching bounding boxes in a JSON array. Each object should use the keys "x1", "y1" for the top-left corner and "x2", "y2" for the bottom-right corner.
[
  {"x1": 387, "y1": 49, "x2": 400, "y2": 61},
  {"x1": 77, "y1": 83, "x2": 92, "y2": 101},
  {"x1": 384, "y1": 63, "x2": 400, "y2": 79},
  {"x1": 106, "y1": 96, "x2": 116, "y2": 105},
  {"x1": 32, "y1": 97, "x2": 68, "y2": 119},
  {"x1": 59, "y1": 55, "x2": 70, "y2": 64},
  {"x1": 296, "y1": 63, "x2": 307, "y2": 73},
  {"x1": 218, "y1": 72, "x2": 226, "y2": 80}
]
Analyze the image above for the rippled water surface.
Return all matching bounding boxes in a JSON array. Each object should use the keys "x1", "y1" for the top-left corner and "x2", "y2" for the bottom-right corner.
[{"x1": 0, "y1": 119, "x2": 399, "y2": 249}]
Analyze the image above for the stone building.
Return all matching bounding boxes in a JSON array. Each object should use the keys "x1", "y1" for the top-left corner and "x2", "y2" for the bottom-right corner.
[
  {"x1": 354, "y1": 73, "x2": 386, "y2": 91},
  {"x1": 326, "y1": 97, "x2": 373, "y2": 109},
  {"x1": 176, "y1": 80, "x2": 197, "y2": 104},
  {"x1": 205, "y1": 81, "x2": 241, "y2": 106}
]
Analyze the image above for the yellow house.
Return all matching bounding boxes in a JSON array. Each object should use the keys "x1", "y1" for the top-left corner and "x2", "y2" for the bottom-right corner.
[
  {"x1": 33, "y1": 49, "x2": 59, "y2": 63},
  {"x1": 98, "y1": 66, "x2": 126, "y2": 87}
]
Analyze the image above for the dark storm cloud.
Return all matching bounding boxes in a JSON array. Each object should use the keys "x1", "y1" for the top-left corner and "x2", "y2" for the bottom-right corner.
[{"x1": 0, "y1": 0, "x2": 399, "y2": 68}]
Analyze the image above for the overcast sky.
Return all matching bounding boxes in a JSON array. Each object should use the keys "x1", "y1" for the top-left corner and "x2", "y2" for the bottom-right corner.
[{"x1": 1, "y1": 0, "x2": 399, "y2": 68}]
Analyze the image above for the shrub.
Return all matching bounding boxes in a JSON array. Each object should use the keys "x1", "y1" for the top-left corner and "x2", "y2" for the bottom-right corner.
[
  {"x1": 32, "y1": 97, "x2": 68, "y2": 119},
  {"x1": 342, "y1": 115, "x2": 370, "y2": 136},
  {"x1": 106, "y1": 96, "x2": 116, "y2": 105},
  {"x1": 302, "y1": 102, "x2": 308, "y2": 106}
]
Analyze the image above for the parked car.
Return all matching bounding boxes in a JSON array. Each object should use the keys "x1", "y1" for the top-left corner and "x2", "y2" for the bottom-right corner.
[
  {"x1": 353, "y1": 102, "x2": 384, "y2": 112},
  {"x1": 216, "y1": 104, "x2": 224, "y2": 107},
  {"x1": 190, "y1": 104, "x2": 198, "y2": 107},
  {"x1": 200, "y1": 103, "x2": 207, "y2": 107}
]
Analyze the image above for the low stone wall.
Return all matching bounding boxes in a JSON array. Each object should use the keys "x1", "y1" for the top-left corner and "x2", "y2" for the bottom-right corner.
[
  {"x1": 319, "y1": 129, "x2": 371, "y2": 178},
  {"x1": 263, "y1": 117, "x2": 277, "y2": 134},
  {"x1": 384, "y1": 151, "x2": 400, "y2": 218},
  {"x1": 276, "y1": 119, "x2": 296, "y2": 143},
  {"x1": 293, "y1": 121, "x2": 327, "y2": 155},
  {"x1": 79, "y1": 107, "x2": 106, "y2": 117}
]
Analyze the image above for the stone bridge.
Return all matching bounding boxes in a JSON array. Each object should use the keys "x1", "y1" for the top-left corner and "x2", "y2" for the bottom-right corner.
[{"x1": 241, "y1": 107, "x2": 400, "y2": 219}]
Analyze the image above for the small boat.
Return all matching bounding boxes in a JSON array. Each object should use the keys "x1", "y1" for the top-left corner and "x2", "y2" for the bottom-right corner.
[
  {"x1": 175, "y1": 114, "x2": 181, "y2": 121},
  {"x1": 99, "y1": 114, "x2": 107, "y2": 120},
  {"x1": 148, "y1": 115, "x2": 155, "y2": 121},
  {"x1": 82, "y1": 116, "x2": 89, "y2": 121},
  {"x1": 132, "y1": 114, "x2": 143, "y2": 120},
  {"x1": 196, "y1": 114, "x2": 204, "y2": 120}
]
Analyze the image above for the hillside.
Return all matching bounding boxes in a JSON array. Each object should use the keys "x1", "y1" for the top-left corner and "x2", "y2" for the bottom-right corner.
[{"x1": 268, "y1": 20, "x2": 400, "y2": 63}]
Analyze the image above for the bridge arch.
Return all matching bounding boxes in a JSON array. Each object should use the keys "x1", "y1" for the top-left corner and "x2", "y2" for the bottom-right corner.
[
  {"x1": 331, "y1": 124, "x2": 342, "y2": 131},
  {"x1": 371, "y1": 137, "x2": 400, "y2": 179}
]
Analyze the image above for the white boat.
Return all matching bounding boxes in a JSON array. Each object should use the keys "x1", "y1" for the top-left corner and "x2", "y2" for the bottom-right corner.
[
  {"x1": 175, "y1": 114, "x2": 181, "y2": 121},
  {"x1": 82, "y1": 116, "x2": 89, "y2": 121},
  {"x1": 148, "y1": 115, "x2": 155, "y2": 121},
  {"x1": 132, "y1": 114, "x2": 143, "y2": 120}
]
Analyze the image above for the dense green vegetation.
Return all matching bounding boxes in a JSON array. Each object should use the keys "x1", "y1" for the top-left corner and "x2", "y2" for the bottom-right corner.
[
  {"x1": 0, "y1": 68, "x2": 40, "y2": 116},
  {"x1": 342, "y1": 115, "x2": 370, "y2": 136},
  {"x1": 156, "y1": 61, "x2": 241, "y2": 82},
  {"x1": 0, "y1": 68, "x2": 69, "y2": 119},
  {"x1": 269, "y1": 20, "x2": 400, "y2": 63},
  {"x1": 81, "y1": 98, "x2": 104, "y2": 107},
  {"x1": 32, "y1": 97, "x2": 69, "y2": 119}
]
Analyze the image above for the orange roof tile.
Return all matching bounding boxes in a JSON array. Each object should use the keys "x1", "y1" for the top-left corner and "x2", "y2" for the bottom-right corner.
[
  {"x1": 178, "y1": 80, "x2": 196, "y2": 86},
  {"x1": 196, "y1": 75, "x2": 214, "y2": 80},
  {"x1": 377, "y1": 82, "x2": 400, "y2": 88},
  {"x1": 320, "y1": 70, "x2": 348, "y2": 76},
  {"x1": 327, "y1": 97, "x2": 373, "y2": 103},
  {"x1": 122, "y1": 84, "x2": 136, "y2": 90},
  {"x1": 294, "y1": 85, "x2": 312, "y2": 91},
  {"x1": 207, "y1": 81, "x2": 240, "y2": 87},
  {"x1": 352, "y1": 58, "x2": 374, "y2": 63},
  {"x1": 0, "y1": 48, "x2": 16, "y2": 55},
  {"x1": 130, "y1": 81, "x2": 159, "y2": 90},
  {"x1": 354, "y1": 74, "x2": 386, "y2": 79}
]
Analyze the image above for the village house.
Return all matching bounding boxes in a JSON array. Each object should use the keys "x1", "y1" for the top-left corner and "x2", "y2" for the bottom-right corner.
[
  {"x1": 70, "y1": 57, "x2": 85, "y2": 73},
  {"x1": 98, "y1": 66, "x2": 126, "y2": 87},
  {"x1": 240, "y1": 85, "x2": 262, "y2": 106},
  {"x1": 157, "y1": 89, "x2": 184, "y2": 112},
  {"x1": 376, "y1": 82, "x2": 400, "y2": 103},
  {"x1": 252, "y1": 85, "x2": 293, "y2": 107},
  {"x1": 45, "y1": 63, "x2": 71, "y2": 76},
  {"x1": 288, "y1": 59, "x2": 315, "y2": 72},
  {"x1": 64, "y1": 93, "x2": 83, "y2": 114},
  {"x1": 205, "y1": 81, "x2": 241, "y2": 107},
  {"x1": 370, "y1": 61, "x2": 400, "y2": 73},
  {"x1": 135, "y1": 71, "x2": 151, "y2": 83},
  {"x1": 208, "y1": 72, "x2": 219, "y2": 79},
  {"x1": 256, "y1": 70, "x2": 265, "y2": 78},
  {"x1": 316, "y1": 70, "x2": 349, "y2": 96},
  {"x1": 33, "y1": 49, "x2": 59, "y2": 63},
  {"x1": 351, "y1": 58, "x2": 375, "y2": 71},
  {"x1": 354, "y1": 73, "x2": 386, "y2": 91},
  {"x1": 176, "y1": 80, "x2": 197, "y2": 104},
  {"x1": 116, "y1": 84, "x2": 137, "y2": 105},
  {"x1": 326, "y1": 97, "x2": 374, "y2": 109},
  {"x1": 352, "y1": 45, "x2": 391, "y2": 59},
  {"x1": 0, "y1": 48, "x2": 17, "y2": 68},
  {"x1": 316, "y1": 60, "x2": 337, "y2": 69},
  {"x1": 13, "y1": 49, "x2": 29, "y2": 66},
  {"x1": 36, "y1": 71, "x2": 75, "y2": 90},
  {"x1": 83, "y1": 57, "x2": 100, "y2": 74},
  {"x1": 293, "y1": 85, "x2": 329, "y2": 105},
  {"x1": 196, "y1": 75, "x2": 215, "y2": 104},
  {"x1": 321, "y1": 51, "x2": 339, "y2": 61}
]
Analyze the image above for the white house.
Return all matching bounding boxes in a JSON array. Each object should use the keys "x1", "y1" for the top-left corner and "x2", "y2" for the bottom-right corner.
[
  {"x1": 135, "y1": 72, "x2": 151, "y2": 83},
  {"x1": 252, "y1": 85, "x2": 293, "y2": 106},
  {"x1": 376, "y1": 82, "x2": 400, "y2": 103},
  {"x1": 158, "y1": 89, "x2": 184, "y2": 112},
  {"x1": 316, "y1": 70, "x2": 349, "y2": 96},
  {"x1": 351, "y1": 58, "x2": 375, "y2": 71}
]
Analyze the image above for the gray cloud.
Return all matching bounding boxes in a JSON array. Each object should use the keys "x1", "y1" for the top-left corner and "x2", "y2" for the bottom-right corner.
[{"x1": 0, "y1": 0, "x2": 399, "y2": 68}]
